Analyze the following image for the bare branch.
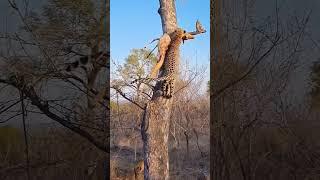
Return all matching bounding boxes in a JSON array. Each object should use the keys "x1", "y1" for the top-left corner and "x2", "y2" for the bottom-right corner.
[
  {"x1": 111, "y1": 85, "x2": 145, "y2": 110},
  {"x1": 0, "y1": 78, "x2": 108, "y2": 152}
]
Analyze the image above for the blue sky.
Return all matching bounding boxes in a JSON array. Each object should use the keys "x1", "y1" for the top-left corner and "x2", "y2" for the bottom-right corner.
[{"x1": 110, "y1": 0, "x2": 210, "y2": 70}]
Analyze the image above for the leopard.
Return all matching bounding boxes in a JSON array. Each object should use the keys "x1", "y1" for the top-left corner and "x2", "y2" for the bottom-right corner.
[
  {"x1": 65, "y1": 51, "x2": 108, "y2": 72},
  {"x1": 153, "y1": 28, "x2": 194, "y2": 98},
  {"x1": 132, "y1": 28, "x2": 194, "y2": 98}
]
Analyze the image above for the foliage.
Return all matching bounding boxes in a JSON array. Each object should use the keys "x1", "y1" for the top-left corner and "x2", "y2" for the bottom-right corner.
[{"x1": 119, "y1": 48, "x2": 157, "y2": 81}]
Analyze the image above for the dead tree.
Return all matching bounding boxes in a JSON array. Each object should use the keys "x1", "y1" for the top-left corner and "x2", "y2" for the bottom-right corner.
[{"x1": 141, "y1": 0, "x2": 205, "y2": 179}]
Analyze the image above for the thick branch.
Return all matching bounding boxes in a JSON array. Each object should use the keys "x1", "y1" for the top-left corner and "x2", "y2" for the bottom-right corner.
[{"x1": 0, "y1": 78, "x2": 108, "y2": 153}]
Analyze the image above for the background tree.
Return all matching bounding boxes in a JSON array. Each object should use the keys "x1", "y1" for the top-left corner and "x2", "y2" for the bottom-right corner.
[
  {"x1": 0, "y1": 0, "x2": 109, "y2": 179},
  {"x1": 112, "y1": 48, "x2": 157, "y2": 105}
]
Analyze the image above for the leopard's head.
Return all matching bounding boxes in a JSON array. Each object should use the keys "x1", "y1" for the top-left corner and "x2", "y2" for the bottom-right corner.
[{"x1": 173, "y1": 28, "x2": 194, "y2": 44}]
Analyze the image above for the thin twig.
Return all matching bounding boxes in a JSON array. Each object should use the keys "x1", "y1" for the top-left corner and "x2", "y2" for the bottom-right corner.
[{"x1": 19, "y1": 90, "x2": 30, "y2": 180}]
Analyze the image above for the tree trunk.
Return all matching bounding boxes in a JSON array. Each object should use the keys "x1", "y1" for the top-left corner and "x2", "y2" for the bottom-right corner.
[
  {"x1": 141, "y1": 0, "x2": 177, "y2": 179},
  {"x1": 211, "y1": 0, "x2": 223, "y2": 179}
]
